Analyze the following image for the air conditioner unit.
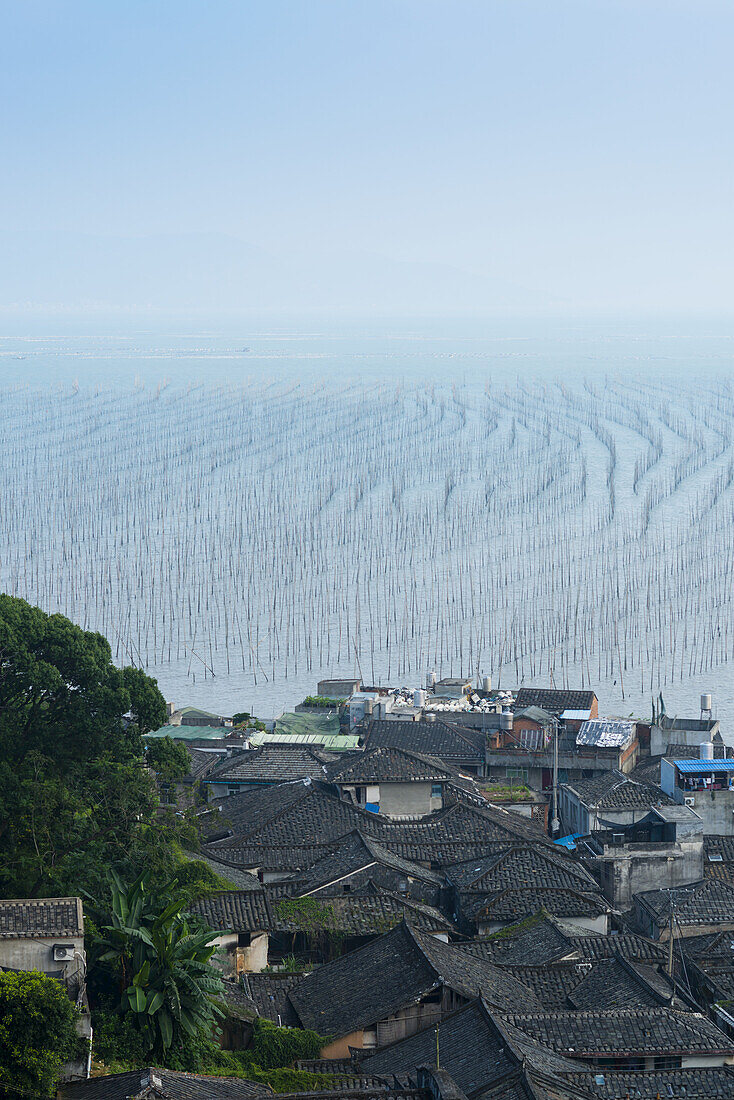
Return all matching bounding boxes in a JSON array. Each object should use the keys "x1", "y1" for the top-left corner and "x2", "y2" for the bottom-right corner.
[
  {"x1": 684, "y1": 796, "x2": 695, "y2": 807},
  {"x1": 52, "y1": 944, "x2": 75, "y2": 963}
]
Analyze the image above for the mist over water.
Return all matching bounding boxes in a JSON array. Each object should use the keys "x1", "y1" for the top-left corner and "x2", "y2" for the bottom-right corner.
[{"x1": 1, "y1": 323, "x2": 733, "y2": 733}]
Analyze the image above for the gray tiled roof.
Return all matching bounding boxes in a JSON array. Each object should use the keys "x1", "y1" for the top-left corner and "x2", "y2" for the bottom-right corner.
[
  {"x1": 363, "y1": 719, "x2": 485, "y2": 765},
  {"x1": 0, "y1": 897, "x2": 83, "y2": 938},
  {"x1": 513, "y1": 689, "x2": 596, "y2": 716},
  {"x1": 467, "y1": 886, "x2": 609, "y2": 924},
  {"x1": 278, "y1": 831, "x2": 443, "y2": 896},
  {"x1": 58, "y1": 1068, "x2": 271, "y2": 1099},
  {"x1": 206, "y1": 745, "x2": 337, "y2": 785},
  {"x1": 242, "y1": 973, "x2": 302, "y2": 1025},
  {"x1": 577, "y1": 1067, "x2": 734, "y2": 1099},
  {"x1": 566, "y1": 958, "x2": 671, "y2": 1009},
  {"x1": 704, "y1": 834, "x2": 734, "y2": 883},
  {"x1": 188, "y1": 888, "x2": 274, "y2": 933},
  {"x1": 445, "y1": 846, "x2": 599, "y2": 894},
  {"x1": 187, "y1": 851, "x2": 264, "y2": 890},
  {"x1": 327, "y1": 745, "x2": 457, "y2": 785},
  {"x1": 273, "y1": 890, "x2": 453, "y2": 936},
  {"x1": 467, "y1": 919, "x2": 666, "y2": 967},
  {"x1": 205, "y1": 843, "x2": 335, "y2": 874},
  {"x1": 500, "y1": 956, "x2": 675, "y2": 1012},
  {"x1": 287, "y1": 922, "x2": 541, "y2": 1037},
  {"x1": 495, "y1": 964, "x2": 588, "y2": 1009},
  {"x1": 500, "y1": 1007, "x2": 734, "y2": 1058},
  {"x1": 209, "y1": 783, "x2": 549, "y2": 863},
  {"x1": 635, "y1": 878, "x2": 734, "y2": 927},
  {"x1": 563, "y1": 770, "x2": 673, "y2": 810},
  {"x1": 568, "y1": 933, "x2": 666, "y2": 963},
  {"x1": 360, "y1": 999, "x2": 516, "y2": 1094}
]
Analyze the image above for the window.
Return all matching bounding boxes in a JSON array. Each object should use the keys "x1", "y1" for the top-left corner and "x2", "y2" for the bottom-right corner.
[
  {"x1": 654, "y1": 1056, "x2": 681, "y2": 1070},
  {"x1": 228, "y1": 786, "x2": 238, "y2": 797},
  {"x1": 431, "y1": 783, "x2": 443, "y2": 798},
  {"x1": 506, "y1": 767, "x2": 529, "y2": 782}
]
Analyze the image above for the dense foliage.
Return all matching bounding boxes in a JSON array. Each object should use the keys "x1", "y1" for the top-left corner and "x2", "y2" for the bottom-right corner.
[
  {"x1": 88, "y1": 871, "x2": 225, "y2": 1058},
  {"x1": 0, "y1": 970, "x2": 83, "y2": 1097},
  {"x1": 0, "y1": 595, "x2": 170, "y2": 898},
  {"x1": 93, "y1": 1012, "x2": 331, "y2": 1092},
  {"x1": 145, "y1": 736, "x2": 191, "y2": 781}
]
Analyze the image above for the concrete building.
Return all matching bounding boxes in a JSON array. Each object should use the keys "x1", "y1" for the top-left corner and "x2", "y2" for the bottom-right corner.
[
  {"x1": 559, "y1": 770, "x2": 673, "y2": 835},
  {"x1": 0, "y1": 897, "x2": 90, "y2": 1082},
  {"x1": 188, "y1": 886, "x2": 273, "y2": 975},
  {"x1": 433, "y1": 678, "x2": 471, "y2": 701},
  {"x1": 634, "y1": 878, "x2": 734, "y2": 941},
  {"x1": 661, "y1": 755, "x2": 734, "y2": 835},
  {"x1": 579, "y1": 804, "x2": 704, "y2": 910},
  {"x1": 327, "y1": 745, "x2": 456, "y2": 818},
  {"x1": 650, "y1": 714, "x2": 721, "y2": 757},
  {"x1": 318, "y1": 678, "x2": 361, "y2": 699}
]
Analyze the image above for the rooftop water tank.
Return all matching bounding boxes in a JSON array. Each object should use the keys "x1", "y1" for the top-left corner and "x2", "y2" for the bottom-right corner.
[
  {"x1": 701, "y1": 693, "x2": 713, "y2": 713},
  {"x1": 414, "y1": 689, "x2": 426, "y2": 708},
  {"x1": 500, "y1": 709, "x2": 513, "y2": 731},
  {"x1": 427, "y1": 670, "x2": 437, "y2": 689},
  {"x1": 700, "y1": 741, "x2": 714, "y2": 760},
  {"x1": 482, "y1": 675, "x2": 492, "y2": 693}
]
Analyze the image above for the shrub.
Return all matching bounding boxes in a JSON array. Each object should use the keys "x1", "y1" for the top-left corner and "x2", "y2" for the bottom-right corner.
[{"x1": 0, "y1": 970, "x2": 83, "y2": 1097}]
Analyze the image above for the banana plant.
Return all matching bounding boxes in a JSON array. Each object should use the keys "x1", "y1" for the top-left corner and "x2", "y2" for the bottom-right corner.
[{"x1": 89, "y1": 870, "x2": 225, "y2": 1055}]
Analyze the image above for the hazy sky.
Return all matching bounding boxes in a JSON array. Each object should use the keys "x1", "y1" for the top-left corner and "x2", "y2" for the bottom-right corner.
[{"x1": 2, "y1": 0, "x2": 734, "y2": 318}]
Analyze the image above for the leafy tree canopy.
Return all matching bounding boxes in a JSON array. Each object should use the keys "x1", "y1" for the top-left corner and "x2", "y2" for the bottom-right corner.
[
  {"x1": 0, "y1": 969, "x2": 82, "y2": 1097},
  {"x1": 0, "y1": 594, "x2": 168, "y2": 897},
  {"x1": 145, "y1": 736, "x2": 191, "y2": 782}
]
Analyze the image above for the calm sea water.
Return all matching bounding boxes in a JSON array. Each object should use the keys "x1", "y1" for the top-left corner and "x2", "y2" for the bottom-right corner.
[{"x1": 1, "y1": 318, "x2": 733, "y2": 733}]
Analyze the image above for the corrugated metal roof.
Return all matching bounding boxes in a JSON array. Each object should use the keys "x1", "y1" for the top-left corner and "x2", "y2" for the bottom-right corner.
[
  {"x1": 674, "y1": 759, "x2": 734, "y2": 774},
  {"x1": 248, "y1": 730, "x2": 360, "y2": 750},
  {"x1": 147, "y1": 724, "x2": 230, "y2": 741},
  {"x1": 576, "y1": 718, "x2": 635, "y2": 748},
  {"x1": 560, "y1": 708, "x2": 592, "y2": 720}
]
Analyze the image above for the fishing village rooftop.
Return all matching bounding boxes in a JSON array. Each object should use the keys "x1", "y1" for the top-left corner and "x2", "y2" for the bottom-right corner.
[{"x1": 40, "y1": 676, "x2": 734, "y2": 1096}]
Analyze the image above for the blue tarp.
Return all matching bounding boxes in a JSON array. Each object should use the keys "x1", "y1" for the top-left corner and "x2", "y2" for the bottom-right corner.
[{"x1": 554, "y1": 832, "x2": 585, "y2": 850}]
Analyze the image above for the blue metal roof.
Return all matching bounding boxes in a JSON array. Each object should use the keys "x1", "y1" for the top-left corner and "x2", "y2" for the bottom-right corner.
[{"x1": 674, "y1": 758, "x2": 734, "y2": 773}]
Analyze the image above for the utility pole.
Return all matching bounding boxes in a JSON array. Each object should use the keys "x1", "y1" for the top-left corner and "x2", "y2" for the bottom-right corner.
[
  {"x1": 667, "y1": 905, "x2": 675, "y2": 978},
  {"x1": 435, "y1": 1022, "x2": 440, "y2": 1070},
  {"x1": 551, "y1": 717, "x2": 560, "y2": 836}
]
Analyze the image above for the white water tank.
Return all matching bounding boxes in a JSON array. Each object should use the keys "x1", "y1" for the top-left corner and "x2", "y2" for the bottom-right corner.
[
  {"x1": 427, "y1": 670, "x2": 437, "y2": 689},
  {"x1": 701, "y1": 693, "x2": 712, "y2": 713},
  {"x1": 482, "y1": 675, "x2": 492, "y2": 693},
  {"x1": 500, "y1": 709, "x2": 513, "y2": 731},
  {"x1": 414, "y1": 689, "x2": 426, "y2": 708},
  {"x1": 700, "y1": 741, "x2": 714, "y2": 760}
]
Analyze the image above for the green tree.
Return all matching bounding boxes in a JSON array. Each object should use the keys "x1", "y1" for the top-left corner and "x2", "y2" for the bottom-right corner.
[
  {"x1": 0, "y1": 595, "x2": 168, "y2": 897},
  {"x1": 0, "y1": 970, "x2": 82, "y2": 1097},
  {"x1": 145, "y1": 737, "x2": 191, "y2": 782},
  {"x1": 89, "y1": 871, "x2": 225, "y2": 1058}
]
